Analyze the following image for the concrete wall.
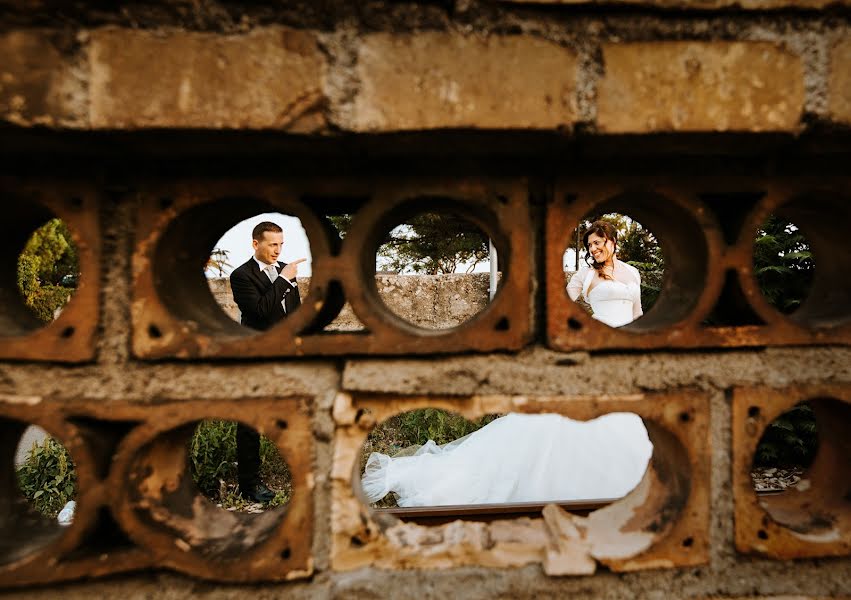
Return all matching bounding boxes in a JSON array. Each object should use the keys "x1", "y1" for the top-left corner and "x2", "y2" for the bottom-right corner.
[
  {"x1": 1, "y1": 1, "x2": 850, "y2": 598},
  {"x1": 208, "y1": 274, "x2": 495, "y2": 330}
]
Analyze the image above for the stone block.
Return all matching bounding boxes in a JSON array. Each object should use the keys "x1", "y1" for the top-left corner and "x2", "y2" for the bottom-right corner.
[
  {"x1": 351, "y1": 33, "x2": 578, "y2": 131},
  {"x1": 498, "y1": 0, "x2": 848, "y2": 7},
  {"x1": 89, "y1": 27, "x2": 327, "y2": 130},
  {"x1": 0, "y1": 30, "x2": 85, "y2": 127},
  {"x1": 598, "y1": 42, "x2": 805, "y2": 133},
  {"x1": 829, "y1": 38, "x2": 851, "y2": 125}
]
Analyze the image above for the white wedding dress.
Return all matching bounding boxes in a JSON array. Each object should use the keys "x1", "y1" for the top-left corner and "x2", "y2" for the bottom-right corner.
[
  {"x1": 566, "y1": 261, "x2": 643, "y2": 327},
  {"x1": 361, "y1": 412, "x2": 653, "y2": 506}
]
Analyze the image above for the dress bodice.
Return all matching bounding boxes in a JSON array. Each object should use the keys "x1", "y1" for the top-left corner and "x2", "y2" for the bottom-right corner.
[{"x1": 587, "y1": 279, "x2": 640, "y2": 328}]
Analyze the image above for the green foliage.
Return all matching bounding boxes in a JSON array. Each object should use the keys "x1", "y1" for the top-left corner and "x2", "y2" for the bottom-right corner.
[
  {"x1": 362, "y1": 409, "x2": 501, "y2": 467},
  {"x1": 189, "y1": 420, "x2": 291, "y2": 507},
  {"x1": 329, "y1": 212, "x2": 489, "y2": 274},
  {"x1": 754, "y1": 402, "x2": 819, "y2": 467},
  {"x1": 396, "y1": 409, "x2": 500, "y2": 446},
  {"x1": 189, "y1": 420, "x2": 239, "y2": 496},
  {"x1": 753, "y1": 216, "x2": 814, "y2": 314},
  {"x1": 16, "y1": 437, "x2": 77, "y2": 518},
  {"x1": 380, "y1": 213, "x2": 489, "y2": 274},
  {"x1": 327, "y1": 215, "x2": 353, "y2": 239},
  {"x1": 16, "y1": 218, "x2": 79, "y2": 322},
  {"x1": 26, "y1": 285, "x2": 75, "y2": 323}
]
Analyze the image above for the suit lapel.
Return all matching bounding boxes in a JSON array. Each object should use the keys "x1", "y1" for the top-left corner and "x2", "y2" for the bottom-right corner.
[{"x1": 247, "y1": 259, "x2": 272, "y2": 290}]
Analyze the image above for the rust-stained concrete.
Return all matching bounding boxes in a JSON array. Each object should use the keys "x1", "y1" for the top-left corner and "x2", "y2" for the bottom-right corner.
[
  {"x1": 330, "y1": 392, "x2": 710, "y2": 574},
  {"x1": 1, "y1": 1, "x2": 851, "y2": 597}
]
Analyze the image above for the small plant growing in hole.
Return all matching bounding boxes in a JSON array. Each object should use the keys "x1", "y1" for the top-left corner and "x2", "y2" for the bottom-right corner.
[{"x1": 16, "y1": 437, "x2": 77, "y2": 518}]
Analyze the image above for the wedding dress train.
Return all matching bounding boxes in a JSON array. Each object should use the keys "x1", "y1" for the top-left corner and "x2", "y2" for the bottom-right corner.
[{"x1": 361, "y1": 412, "x2": 653, "y2": 507}]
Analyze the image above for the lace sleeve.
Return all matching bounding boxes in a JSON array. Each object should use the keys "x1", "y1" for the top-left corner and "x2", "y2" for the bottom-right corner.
[
  {"x1": 629, "y1": 265, "x2": 644, "y2": 320},
  {"x1": 566, "y1": 268, "x2": 586, "y2": 302}
]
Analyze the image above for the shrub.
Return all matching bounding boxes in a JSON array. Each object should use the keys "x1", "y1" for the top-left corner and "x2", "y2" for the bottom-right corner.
[
  {"x1": 16, "y1": 437, "x2": 77, "y2": 518},
  {"x1": 189, "y1": 420, "x2": 239, "y2": 497},
  {"x1": 188, "y1": 420, "x2": 292, "y2": 507},
  {"x1": 754, "y1": 401, "x2": 818, "y2": 467}
]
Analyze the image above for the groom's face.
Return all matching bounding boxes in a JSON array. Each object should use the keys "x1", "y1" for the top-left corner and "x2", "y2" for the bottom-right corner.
[{"x1": 253, "y1": 231, "x2": 284, "y2": 265}]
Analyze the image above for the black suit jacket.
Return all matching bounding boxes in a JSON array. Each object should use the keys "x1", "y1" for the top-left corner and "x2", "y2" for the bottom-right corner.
[{"x1": 230, "y1": 258, "x2": 301, "y2": 331}]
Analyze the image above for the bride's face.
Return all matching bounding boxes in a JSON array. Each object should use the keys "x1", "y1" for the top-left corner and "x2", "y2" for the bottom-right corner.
[{"x1": 587, "y1": 232, "x2": 615, "y2": 264}]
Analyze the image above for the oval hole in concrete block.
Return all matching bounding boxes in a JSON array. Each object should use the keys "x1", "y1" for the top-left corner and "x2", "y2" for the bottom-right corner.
[
  {"x1": 370, "y1": 209, "x2": 502, "y2": 331},
  {"x1": 752, "y1": 398, "x2": 850, "y2": 540},
  {"x1": 564, "y1": 211, "x2": 666, "y2": 331},
  {"x1": 752, "y1": 214, "x2": 817, "y2": 321},
  {"x1": 1, "y1": 420, "x2": 77, "y2": 567},
  {"x1": 188, "y1": 420, "x2": 292, "y2": 515},
  {"x1": 7, "y1": 216, "x2": 81, "y2": 336},
  {"x1": 123, "y1": 420, "x2": 292, "y2": 561},
  {"x1": 205, "y1": 212, "x2": 312, "y2": 332},
  {"x1": 356, "y1": 408, "x2": 653, "y2": 516}
]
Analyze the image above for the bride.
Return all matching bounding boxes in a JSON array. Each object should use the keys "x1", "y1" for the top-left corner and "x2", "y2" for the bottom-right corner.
[
  {"x1": 361, "y1": 224, "x2": 650, "y2": 507},
  {"x1": 567, "y1": 220, "x2": 643, "y2": 328}
]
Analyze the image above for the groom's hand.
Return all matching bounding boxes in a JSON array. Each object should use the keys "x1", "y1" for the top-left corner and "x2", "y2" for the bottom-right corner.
[{"x1": 281, "y1": 258, "x2": 306, "y2": 281}]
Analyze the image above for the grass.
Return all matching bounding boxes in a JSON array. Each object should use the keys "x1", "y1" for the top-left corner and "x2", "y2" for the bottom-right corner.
[
  {"x1": 189, "y1": 420, "x2": 292, "y2": 511},
  {"x1": 359, "y1": 408, "x2": 503, "y2": 507}
]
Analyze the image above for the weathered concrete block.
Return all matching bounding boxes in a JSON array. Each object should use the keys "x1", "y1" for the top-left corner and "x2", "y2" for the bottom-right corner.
[
  {"x1": 597, "y1": 42, "x2": 805, "y2": 133},
  {"x1": 499, "y1": 0, "x2": 849, "y2": 8},
  {"x1": 0, "y1": 30, "x2": 85, "y2": 127},
  {"x1": 351, "y1": 33, "x2": 578, "y2": 131},
  {"x1": 829, "y1": 38, "x2": 851, "y2": 125},
  {"x1": 89, "y1": 27, "x2": 327, "y2": 130}
]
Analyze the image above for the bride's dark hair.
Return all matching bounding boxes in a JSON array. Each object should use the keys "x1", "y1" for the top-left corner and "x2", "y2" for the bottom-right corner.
[{"x1": 583, "y1": 220, "x2": 618, "y2": 280}]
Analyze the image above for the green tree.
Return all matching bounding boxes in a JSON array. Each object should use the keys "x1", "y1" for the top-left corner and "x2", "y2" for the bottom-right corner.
[
  {"x1": 16, "y1": 219, "x2": 79, "y2": 322},
  {"x1": 754, "y1": 402, "x2": 818, "y2": 467},
  {"x1": 329, "y1": 213, "x2": 489, "y2": 274},
  {"x1": 753, "y1": 215, "x2": 814, "y2": 314}
]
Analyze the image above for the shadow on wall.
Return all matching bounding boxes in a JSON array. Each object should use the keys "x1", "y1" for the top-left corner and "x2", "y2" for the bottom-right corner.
[{"x1": 208, "y1": 273, "x2": 497, "y2": 330}]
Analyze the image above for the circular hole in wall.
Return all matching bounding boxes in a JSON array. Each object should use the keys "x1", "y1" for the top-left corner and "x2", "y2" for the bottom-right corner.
[
  {"x1": 125, "y1": 420, "x2": 291, "y2": 559},
  {"x1": 153, "y1": 200, "x2": 312, "y2": 338},
  {"x1": 562, "y1": 192, "x2": 707, "y2": 333},
  {"x1": 1, "y1": 205, "x2": 81, "y2": 338},
  {"x1": 564, "y1": 212, "x2": 665, "y2": 329},
  {"x1": 204, "y1": 213, "x2": 311, "y2": 332},
  {"x1": 753, "y1": 215, "x2": 815, "y2": 316},
  {"x1": 1, "y1": 419, "x2": 77, "y2": 566},
  {"x1": 752, "y1": 398, "x2": 850, "y2": 538},
  {"x1": 188, "y1": 420, "x2": 292, "y2": 513},
  {"x1": 761, "y1": 193, "x2": 851, "y2": 328},
  {"x1": 369, "y1": 207, "x2": 503, "y2": 331},
  {"x1": 358, "y1": 408, "x2": 653, "y2": 510}
]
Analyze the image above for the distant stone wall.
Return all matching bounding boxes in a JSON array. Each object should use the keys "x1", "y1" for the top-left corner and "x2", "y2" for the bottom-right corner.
[{"x1": 208, "y1": 273, "x2": 497, "y2": 330}]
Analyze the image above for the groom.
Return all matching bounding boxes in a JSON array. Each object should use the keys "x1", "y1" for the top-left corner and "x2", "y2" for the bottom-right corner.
[{"x1": 229, "y1": 221, "x2": 304, "y2": 502}]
